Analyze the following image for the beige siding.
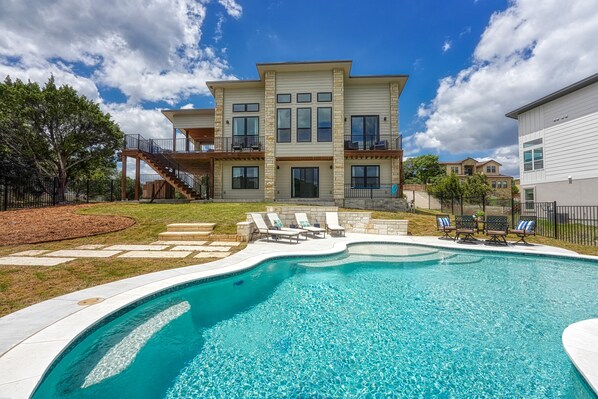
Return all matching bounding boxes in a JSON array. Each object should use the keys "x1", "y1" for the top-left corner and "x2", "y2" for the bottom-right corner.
[
  {"x1": 275, "y1": 71, "x2": 334, "y2": 156},
  {"x1": 275, "y1": 161, "x2": 333, "y2": 200},
  {"x1": 344, "y1": 84, "x2": 391, "y2": 137},
  {"x1": 173, "y1": 114, "x2": 214, "y2": 129},
  {"x1": 344, "y1": 159, "x2": 392, "y2": 183},
  {"x1": 221, "y1": 160, "x2": 265, "y2": 200},
  {"x1": 222, "y1": 88, "x2": 265, "y2": 138}
]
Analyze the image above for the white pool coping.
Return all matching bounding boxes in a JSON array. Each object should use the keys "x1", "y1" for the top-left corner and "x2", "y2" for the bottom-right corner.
[{"x1": 0, "y1": 234, "x2": 597, "y2": 398}]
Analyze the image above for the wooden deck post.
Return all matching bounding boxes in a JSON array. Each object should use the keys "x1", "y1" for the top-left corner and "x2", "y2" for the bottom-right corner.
[
  {"x1": 121, "y1": 153, "x2": 127, "y2": 200},
  {"x1": 134, "y1": 157, "x2": 140, "y2": 200},
  {"x1": 172, "y1": 127, "x2": 177, "y2": 152}
]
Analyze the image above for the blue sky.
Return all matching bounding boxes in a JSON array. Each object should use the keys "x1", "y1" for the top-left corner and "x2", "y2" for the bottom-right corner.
[{"x1": 1, "y1": 0, "x2": 598, "y2": 177}]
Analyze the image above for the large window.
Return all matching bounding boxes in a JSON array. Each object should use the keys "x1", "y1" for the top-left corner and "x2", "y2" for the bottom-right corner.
[
  {"x1": 277, "y1": 109, "x2": 291, "y2": 142},
  {"x1": 317, "y1": 107, "x2": 332, "y2": 142},
  {"x1": 291, "y1": 167, "x2": 319, "y2": 198},
  {"x1": 351, "y1": 165, "x2": 380, "y2": 188},
  {"x1": 351, "y1": 116, "x2": 379, "y2": 149},
  {"x1": 523, "y1": 138, "x2": 543, "y2": 171},
  {"x1": 232, "y1": 117, "x2": 259, "y2": 148},
  {"x1": 232, "y1": 166, "x2": 259, "y2": 189},
  {"x1": 297, "y1": 108, "x2": 311, "y2": 142}
]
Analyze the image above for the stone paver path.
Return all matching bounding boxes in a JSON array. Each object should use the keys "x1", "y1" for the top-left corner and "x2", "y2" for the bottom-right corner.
[
  {"x1": 171, "y1": 245, "x2": 230, "y2": 252},
  {"x1": 45, "y1": 250, "x2": 122, "y2": 258},
  {"x1": 104, "y1": 245, "x2": 170, "y2": 251},
  {"x1": 11, "y1": 250, "x2": 51, "y2": 256},
  {"x1": 151, "y1": 240, "x2": 207, "y2": 245},
  {"x1": 76, "y1": 244, "x2": 106, "y2": 250},
  {"x1": 118, "y1": 251, "x2": 192, "y2": 259},
  {"x1": 0, "y1": 256, "x2": 75, "y2": 266}
]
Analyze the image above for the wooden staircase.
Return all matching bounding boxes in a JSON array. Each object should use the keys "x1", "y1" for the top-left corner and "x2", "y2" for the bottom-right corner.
[
  {"x1": 158, "y1": 223, "x2": 216, "y2": 241},
  {"x1": 138, "y1": 152, "x2": 201, "y2": 200}
]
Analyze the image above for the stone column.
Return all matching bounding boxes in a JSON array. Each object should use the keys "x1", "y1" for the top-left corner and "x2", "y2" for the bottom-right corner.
[
  {"x1": 263, "y1": 71, "x2": 276, "y2": 201},
  {"x1": 332, "y1": 68, "x2": 345, "y2": 203},
  {"x1": 214, "y1": 87, "x2": 224, "y2": 151},
  {"x1": 213, "y1": 159, "x2": 223, "y2": 199},
  {"x1": 390, "y1": 82, "x2": 402, "y2": 195}
]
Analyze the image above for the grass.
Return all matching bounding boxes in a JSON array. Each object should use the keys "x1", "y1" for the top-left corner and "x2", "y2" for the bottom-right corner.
[{"x1": 1, "y1": 202, "x2": 597, "y2": 317}]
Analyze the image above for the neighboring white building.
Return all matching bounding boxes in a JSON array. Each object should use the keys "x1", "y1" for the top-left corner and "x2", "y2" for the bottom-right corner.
[{"x1": 506, "y1": 73, "x2": 598, "y2": 206}]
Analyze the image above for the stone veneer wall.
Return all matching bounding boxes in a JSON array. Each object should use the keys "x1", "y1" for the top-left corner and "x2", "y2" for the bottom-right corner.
[
  {"x1": 237, "y1": 205, "x2": 408, "y2": 241},
  {"x1": 341, "y1": 198, "x2": 410, "y2": 212},
  {"x1": 214, "y1": 87, "x2": 224, "y2": 151},
  {"x1": 332, "y1": 68, "x2": 345, "y2": 203},
  {"x1": 263, "y1": 71, "x2": 276, "y2": 201},
  {"x1": 213, "y1": 160, "x2": 222, "y2": 199},
  {"x1": 389, "y1": 82, "x2": 402, "y2": 194}
]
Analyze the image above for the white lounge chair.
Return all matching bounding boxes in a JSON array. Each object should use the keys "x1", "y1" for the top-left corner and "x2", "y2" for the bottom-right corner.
[
  {"x1": 267, "y1": 213, "x2": 308, "y2": 239},
  {"x1": 250, "y1": 213, "x2": 300, "y2": 243},
  {"x1": 294, "y1": 213, "x2": 326, "y2": 238},
  {"x1": 325, "y1": 212, "x2": 345, "y2": 236}
]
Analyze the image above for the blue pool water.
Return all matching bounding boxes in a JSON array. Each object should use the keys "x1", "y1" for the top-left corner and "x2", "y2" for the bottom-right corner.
[{"x1": 32, "y1": 244, "x2": 598, "y2": 398}]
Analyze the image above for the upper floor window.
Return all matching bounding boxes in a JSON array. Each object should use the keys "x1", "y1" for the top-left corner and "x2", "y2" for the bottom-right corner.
[
  {"x1": 277, "y1": 108, "x2": 291, "y2": 142},
  {"x1": 351, "y1": 165, "x2": 380, "y2": 188},
  {"x1": 523, "y1": 138, "x2": 543, "y2": 171},
  {"x1": 232, "y1": 117, "x2": 259, "y2": 136},
  {"x1": 486, "y1": 165, "x2": 496, "y2": 173},
  {"x1": 277, "y1": 94, "x2": 291, "y2": 103},
  {"x1": 233, "y1": 103, "x2": 259, "y2": 112},
  {"x1": 317, "y1": 92, "x2": 332, "y2": 102},
  {"x1": 297, "y1": 108, "x2": 311, "y2": 142},
  {"x1": 451, "y1": 166, "x2": 459, "y2": 174},
  {"x1": 317, "y1": 107, "x2": 332, "y2": 142},
  {"x1": 297, "y1": 93, "x2": 311, "y2": 103},
  {"x1": 232, "y1": 166, "x2": 259, "y2": 189}
]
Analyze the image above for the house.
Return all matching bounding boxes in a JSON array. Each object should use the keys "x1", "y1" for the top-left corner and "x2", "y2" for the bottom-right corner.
[
  {"x1": 506, "y1": 73, "x2": 598, "y2": 206},
  {"x1": 121, "y1": 60, "x2": 408, "y2": 208},
  {"x1": 440, "y1": 158, "x2": 513, "y2": 194}
]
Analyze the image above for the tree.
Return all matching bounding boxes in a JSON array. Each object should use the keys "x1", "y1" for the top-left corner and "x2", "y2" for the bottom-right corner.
[
  {"x1": 463, "y1": 173, "x2": 492, "y2": 202},
  {"x1": 428, "y1": 173, "x2": 464, "y2": 200},
  {"x1": 403, "y1": 154, "x2": 446, "y2": 184},
  {"x1": 0, "y1": 76, "x2": 123, "y2": 200}
]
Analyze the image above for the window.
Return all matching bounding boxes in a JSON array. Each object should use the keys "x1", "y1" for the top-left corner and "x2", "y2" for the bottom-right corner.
[
  {"x1": 277, "y1": 93, "x2": 291, "y2": 103},
  {"x1": 292, "y1": 167, "x2": 319, "y2": 198},
  {"x1": 317, "y1": 92, "x2": 332, "y2": 102},
  {"x1": 277, "y1": 108, "x2": 291, "y2": 142},
  {"x1": 486, "y1": 165, "x2": 496, "y2": 173},
  {"x1": 524, "y1": 188, "x2": 534, "y2": 210},
  {"x1": 492, "y1": 181, "x2": 497, "y2": 188},
  {"x1": 451, "y1": 166, "x2": 459, "y2": 174},
  {"x1": 523, "y1": 138, "x2": 544, "y2": 171},
  {"x1": 297, "y1": 108, "x2": 311, "y2": 142},
  {"x1": 232, "y1": 166, "x2": 259, "y2": 189},
  {"x1": 297, "y1": 93, "x2": 311, "y2": 103},
  {"x1": 317, "y1": 107, "x2": 332, "y2": 142},
  {"x1": 232, "y1": 103, "x2": 259, "y2": 112},
  {"x1": 351, "y1": 116, "x2": 379, "y2": 148},
  {"x1": 351, "y1": 165, "x2": 380, "y2": 188},
  {"x1": 503, "y1": 180, "x2": 508, "y2": 188}
]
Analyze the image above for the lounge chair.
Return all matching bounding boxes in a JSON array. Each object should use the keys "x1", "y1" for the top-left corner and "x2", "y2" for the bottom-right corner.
[
  {"x1": 267, "y1": 213, "x2": 308, "y2": 239},
  {"x1": 295, "y1": 213, "x2": 326, "y2": 238},
  {"x1": 484, "y1": 215, "x2": 508, "y2": 246},
  {"x1": 325, "y1": 212, "x2": 345, "y2": 236},
  {"x1": 436, "y1": 214, "x2": 456, "y2": 239},
  {"x1": 250, "y1": 213, "x2": 300, "y2": 243},
  {"x1": 509, "y1": 216, "x2": 537, "y2": 245},
  {"x1": 455, "y1": 215, "x2": 476, "y2": 242}
]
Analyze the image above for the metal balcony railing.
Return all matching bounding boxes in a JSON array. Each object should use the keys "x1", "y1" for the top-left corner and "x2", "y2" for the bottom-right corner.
[
  {"x1": 343, "y1": 134, "x2": 402, "y2": 151},
  {"x1": 216, "y1": 136, "x2": 265, "y2": 152},
  {"x1": 344, "y1": 183, "x2": 400, "y2": 199}
]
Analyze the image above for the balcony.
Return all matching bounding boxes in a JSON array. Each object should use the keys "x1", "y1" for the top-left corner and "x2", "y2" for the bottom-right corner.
[
  {"x1": 124, "y1": 134, "x2": 265, "y2": 154},
  {"x1": 344, "y1": 183, "x2": 400, "y2": 198},
  {"x1": 343, "y1": 134, "x2": 402, "y2": 151}
]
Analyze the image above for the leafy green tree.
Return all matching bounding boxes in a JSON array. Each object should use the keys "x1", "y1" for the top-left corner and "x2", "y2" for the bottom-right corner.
[
  {"x1": 511, "y1": 180, "x2": 520, "y2": 197},
  {"x1": 428, "y1": 173, "x2": 464, "y2": 200},
  {"x1": 463, "y1": 173, "x2": 492, "y2": 201},
  {"x1": 403, "y1": 154, "x2": 446, "y2": 184},
  {"x1": 0, "y1": 76, "x2": 123, "y2": 200}
]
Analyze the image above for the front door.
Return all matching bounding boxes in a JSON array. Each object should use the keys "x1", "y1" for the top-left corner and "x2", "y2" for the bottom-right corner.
[{"x1": 291, "y1": 167, "x2": 319, "y2": 198}]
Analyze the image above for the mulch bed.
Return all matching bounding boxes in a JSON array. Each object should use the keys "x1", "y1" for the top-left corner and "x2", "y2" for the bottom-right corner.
[{"x1": 0, "y1": 204, "x2": 135, "y2": 246}]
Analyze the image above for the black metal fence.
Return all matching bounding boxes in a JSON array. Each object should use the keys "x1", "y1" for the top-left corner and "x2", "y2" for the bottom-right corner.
[
  {"x1": 439, "y1": 195, "x2": 598, "y2": 246},
  {"x1": 0, "y1": 176, "x2": 120, "y2": 211},
  {"x1": 344, "y1": 183, "x2": 400, "y2": 199}
]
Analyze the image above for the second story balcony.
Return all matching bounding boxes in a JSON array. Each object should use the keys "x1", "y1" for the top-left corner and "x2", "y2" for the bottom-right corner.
[
  {"x1": 124, "y1": 134, "x2": 265, "y2": 154},
  {"x1": 344, "y1": 134, "x2": 402, "y2": 151}
]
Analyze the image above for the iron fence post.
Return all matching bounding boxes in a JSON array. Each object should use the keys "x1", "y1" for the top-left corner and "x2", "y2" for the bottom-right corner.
[
  {"x1": 2, "y1": 177, "x2": 8, "y2": 211},
  {"x1": 52, "y1": 177, "x2": 58, "y2": 206},
  {"x1": 482, "y1": 194, "x2": 486, "y2": 213},
  {"x1": 553, "y1": 200, "x2": 558, "y2": 239},
  {"x1": 86, "y1": 179, "x2": 90, "y2": 203},
  {"x1": 511, "y1": 196, "x2": 515, "y2": 228},
  {"x1": 110, "y1": 180, "x2": 114, "y2": 202}
]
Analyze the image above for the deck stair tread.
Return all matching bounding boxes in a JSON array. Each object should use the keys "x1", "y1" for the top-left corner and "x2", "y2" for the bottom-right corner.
[
  {"x1": 166, "y1": 223, "x2": 216, "y2": 232},
  {"x1": 158, "y1": 231, "x2": 212, "y2": 240}
]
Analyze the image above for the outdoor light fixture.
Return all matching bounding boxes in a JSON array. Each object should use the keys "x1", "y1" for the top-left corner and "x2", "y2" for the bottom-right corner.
[
  {"x1": 226, "y1": 120, "x2": 230, "y2": 124},
  {"x1": 568, "y1": 176, "x2": 573, "y2": 184},
  {"x1": 383, "y1": 116, "x2": 387, "y2": 121}
]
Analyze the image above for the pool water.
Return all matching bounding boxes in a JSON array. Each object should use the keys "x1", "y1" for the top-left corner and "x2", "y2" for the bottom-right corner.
[{"x1": 32, "y1": 244, "x2": 598, "y2": 398}]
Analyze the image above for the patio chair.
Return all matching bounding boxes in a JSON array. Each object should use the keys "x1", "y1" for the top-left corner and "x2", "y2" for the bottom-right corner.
[
  {"x1": 484, "y1": 215, "x2": 509, "y2": 246},
  {"x1": 325, "y1": 212, "x2": 345, "y2": 236},
  {"x1": 267, "y1": 212, "x2": 308, "y2": 239},
  {"x1": 295, "y1": 213, "x2": 326, "y2": 238},
  {"x1": 509, "y1": 216, "x2": 537, "y2": 245},
  {"x1": 250, "y1": 213, "x2": 300, "y2": 243},
  {"x1": 436, "y1": 214, "x2": 456, "y2": 239},
  {"x1": 372, "y1": 140, "x2": 389, "y2": 150},
  {"x1": 344, "y1": 140, "x2": 359, "y2": 150},
  {"x1": 455, "y1": 215, "x2": 476, "y2": 242}
]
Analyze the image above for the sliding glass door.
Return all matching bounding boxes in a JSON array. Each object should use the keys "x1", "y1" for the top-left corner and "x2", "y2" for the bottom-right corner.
[
  {"x1": 351, "y1": 116, "x2": 379, "y2": 149},
  {"x1": 291, "y1": 167, "x2": 319, "y2": 198}
]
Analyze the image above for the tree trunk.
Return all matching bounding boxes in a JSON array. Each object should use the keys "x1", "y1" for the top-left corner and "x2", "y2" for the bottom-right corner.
[{"x1": 57, "y1": 172, "x2": 67, "y2": 203}]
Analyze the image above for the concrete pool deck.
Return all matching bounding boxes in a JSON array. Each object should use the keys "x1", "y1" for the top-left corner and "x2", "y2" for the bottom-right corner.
[{"x1": 0, "y1": 234, "x2": 597, "y2": 398}]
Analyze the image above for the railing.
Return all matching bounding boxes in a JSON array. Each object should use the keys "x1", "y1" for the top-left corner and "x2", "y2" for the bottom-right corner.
[
  {"x1": 124, "y1": 134, "x2": 265, "y2": 154},
  {"x1": 344, "y1": 183, "x2": 400, "y2": 199},
  {"x1": 343, "y1": 134, "x2": 402, "y2": 151},
  {"x1": 217, "y1": 136, "x2": 265, "y2": 152}
]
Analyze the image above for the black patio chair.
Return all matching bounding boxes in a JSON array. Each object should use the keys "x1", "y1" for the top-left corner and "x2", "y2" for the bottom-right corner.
[
  {"x1": 484, "y1": 215, "x2": 509, "y2": 246},
  {"x1": 455, "y1": 215, "x2": 476, "y2": 242}
]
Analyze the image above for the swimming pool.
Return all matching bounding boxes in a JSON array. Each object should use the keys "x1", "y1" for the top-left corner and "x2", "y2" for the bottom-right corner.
[{"x1": 32, "y1": 244, "x2": 598, "y2": 398}]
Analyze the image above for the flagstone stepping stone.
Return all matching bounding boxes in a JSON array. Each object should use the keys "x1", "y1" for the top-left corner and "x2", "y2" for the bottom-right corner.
[
  {"x1": 76, "y1": 244, "x2": 106, "y2": 250},
  {"x1": 118, "y1": 251, "x2": 192, "y2": 258},
  {"x1": 11, "y1": 250, "x2": 50, "y2": 256},
  {"x1": 0, "y1": 256, "x2": 75, "y2": 266},
  {"x1": 104, "y1": 245, "x2": 170, "y2": 251},
  {"x1": 45, "y1": 250, "x2": 122, "y2": 258},
  {"x1": 209, "y1": 241, "x2": 241, "y2": 246},
  {"x1": 194, "y1": 252, "x2": 230, "y2": 259},
  {"x1": 150, "y1": 240, "x2": 207, "y2": 246},
  {"x1": 171, "y1": 245, "x2": 230, "y2": 252}
]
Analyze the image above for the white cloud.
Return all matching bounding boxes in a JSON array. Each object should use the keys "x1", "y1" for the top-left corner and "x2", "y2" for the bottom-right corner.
[
  {"x1": 442, "y1": 40, "x2": 452, "y2": 53},
  {"x1": 0, "y1": 0, "x2": 242, "y2": 104},
  {"x1": 410, "y1": 0, "x2": 598, "y2": 159},
  {"x1": 102, "y1": 103, "x2": 172, "y2": 139},
  {"x1": 478, "y1": 144, "x2": 520, "y2": 177}
]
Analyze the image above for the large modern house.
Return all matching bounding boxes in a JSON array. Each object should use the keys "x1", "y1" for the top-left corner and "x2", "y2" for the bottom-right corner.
[
  {"x1": 506, "y1": 73, "x2": 598, "y2": 206},
  {"x1": 121, "y1": 60, "x2": 408, "y2": 207},
  {"x1": 440, "y1": 157, "x2": 513, "y2": 196}
]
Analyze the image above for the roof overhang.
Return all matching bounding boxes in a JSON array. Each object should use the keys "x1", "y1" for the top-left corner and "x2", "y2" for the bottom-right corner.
[
  {"x1": 256, "y1": 60, "x2": 353, "y2": 80},
  {"x1": 506, "y1": 73, "x2": 598, "y2": 119},
  {"x1": 161, "y1": 108, "x2": 215, "y2": 124},
  {"x1": 347, "y1": 75, "x2": 409, "y2": 96},
  {"x1": 205, "y1": 79, "x2": 264, "y2": 96}
]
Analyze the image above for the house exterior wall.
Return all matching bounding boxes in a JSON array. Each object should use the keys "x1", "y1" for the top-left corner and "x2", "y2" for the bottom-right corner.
[
  {"x1": 344, "y1": 84, "x2": 392, "y2": 137},
  {"x1": 275, "y1": 161, "x2": 334, "y2": 200},
  {"x1": 221, "y1": 160, "x2": 265, "y2": 200},
  {"x1": 523, "y1": 177, "x2": 598, "y2": 206},
  {"x1": 222, "y1": 87, "x2": 265, "y2": 139}
]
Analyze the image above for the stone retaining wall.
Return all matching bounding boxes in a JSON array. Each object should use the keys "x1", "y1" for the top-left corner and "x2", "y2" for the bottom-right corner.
[{"x1": 341, "y1": 198, "x2": 410, "y2": 212}]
